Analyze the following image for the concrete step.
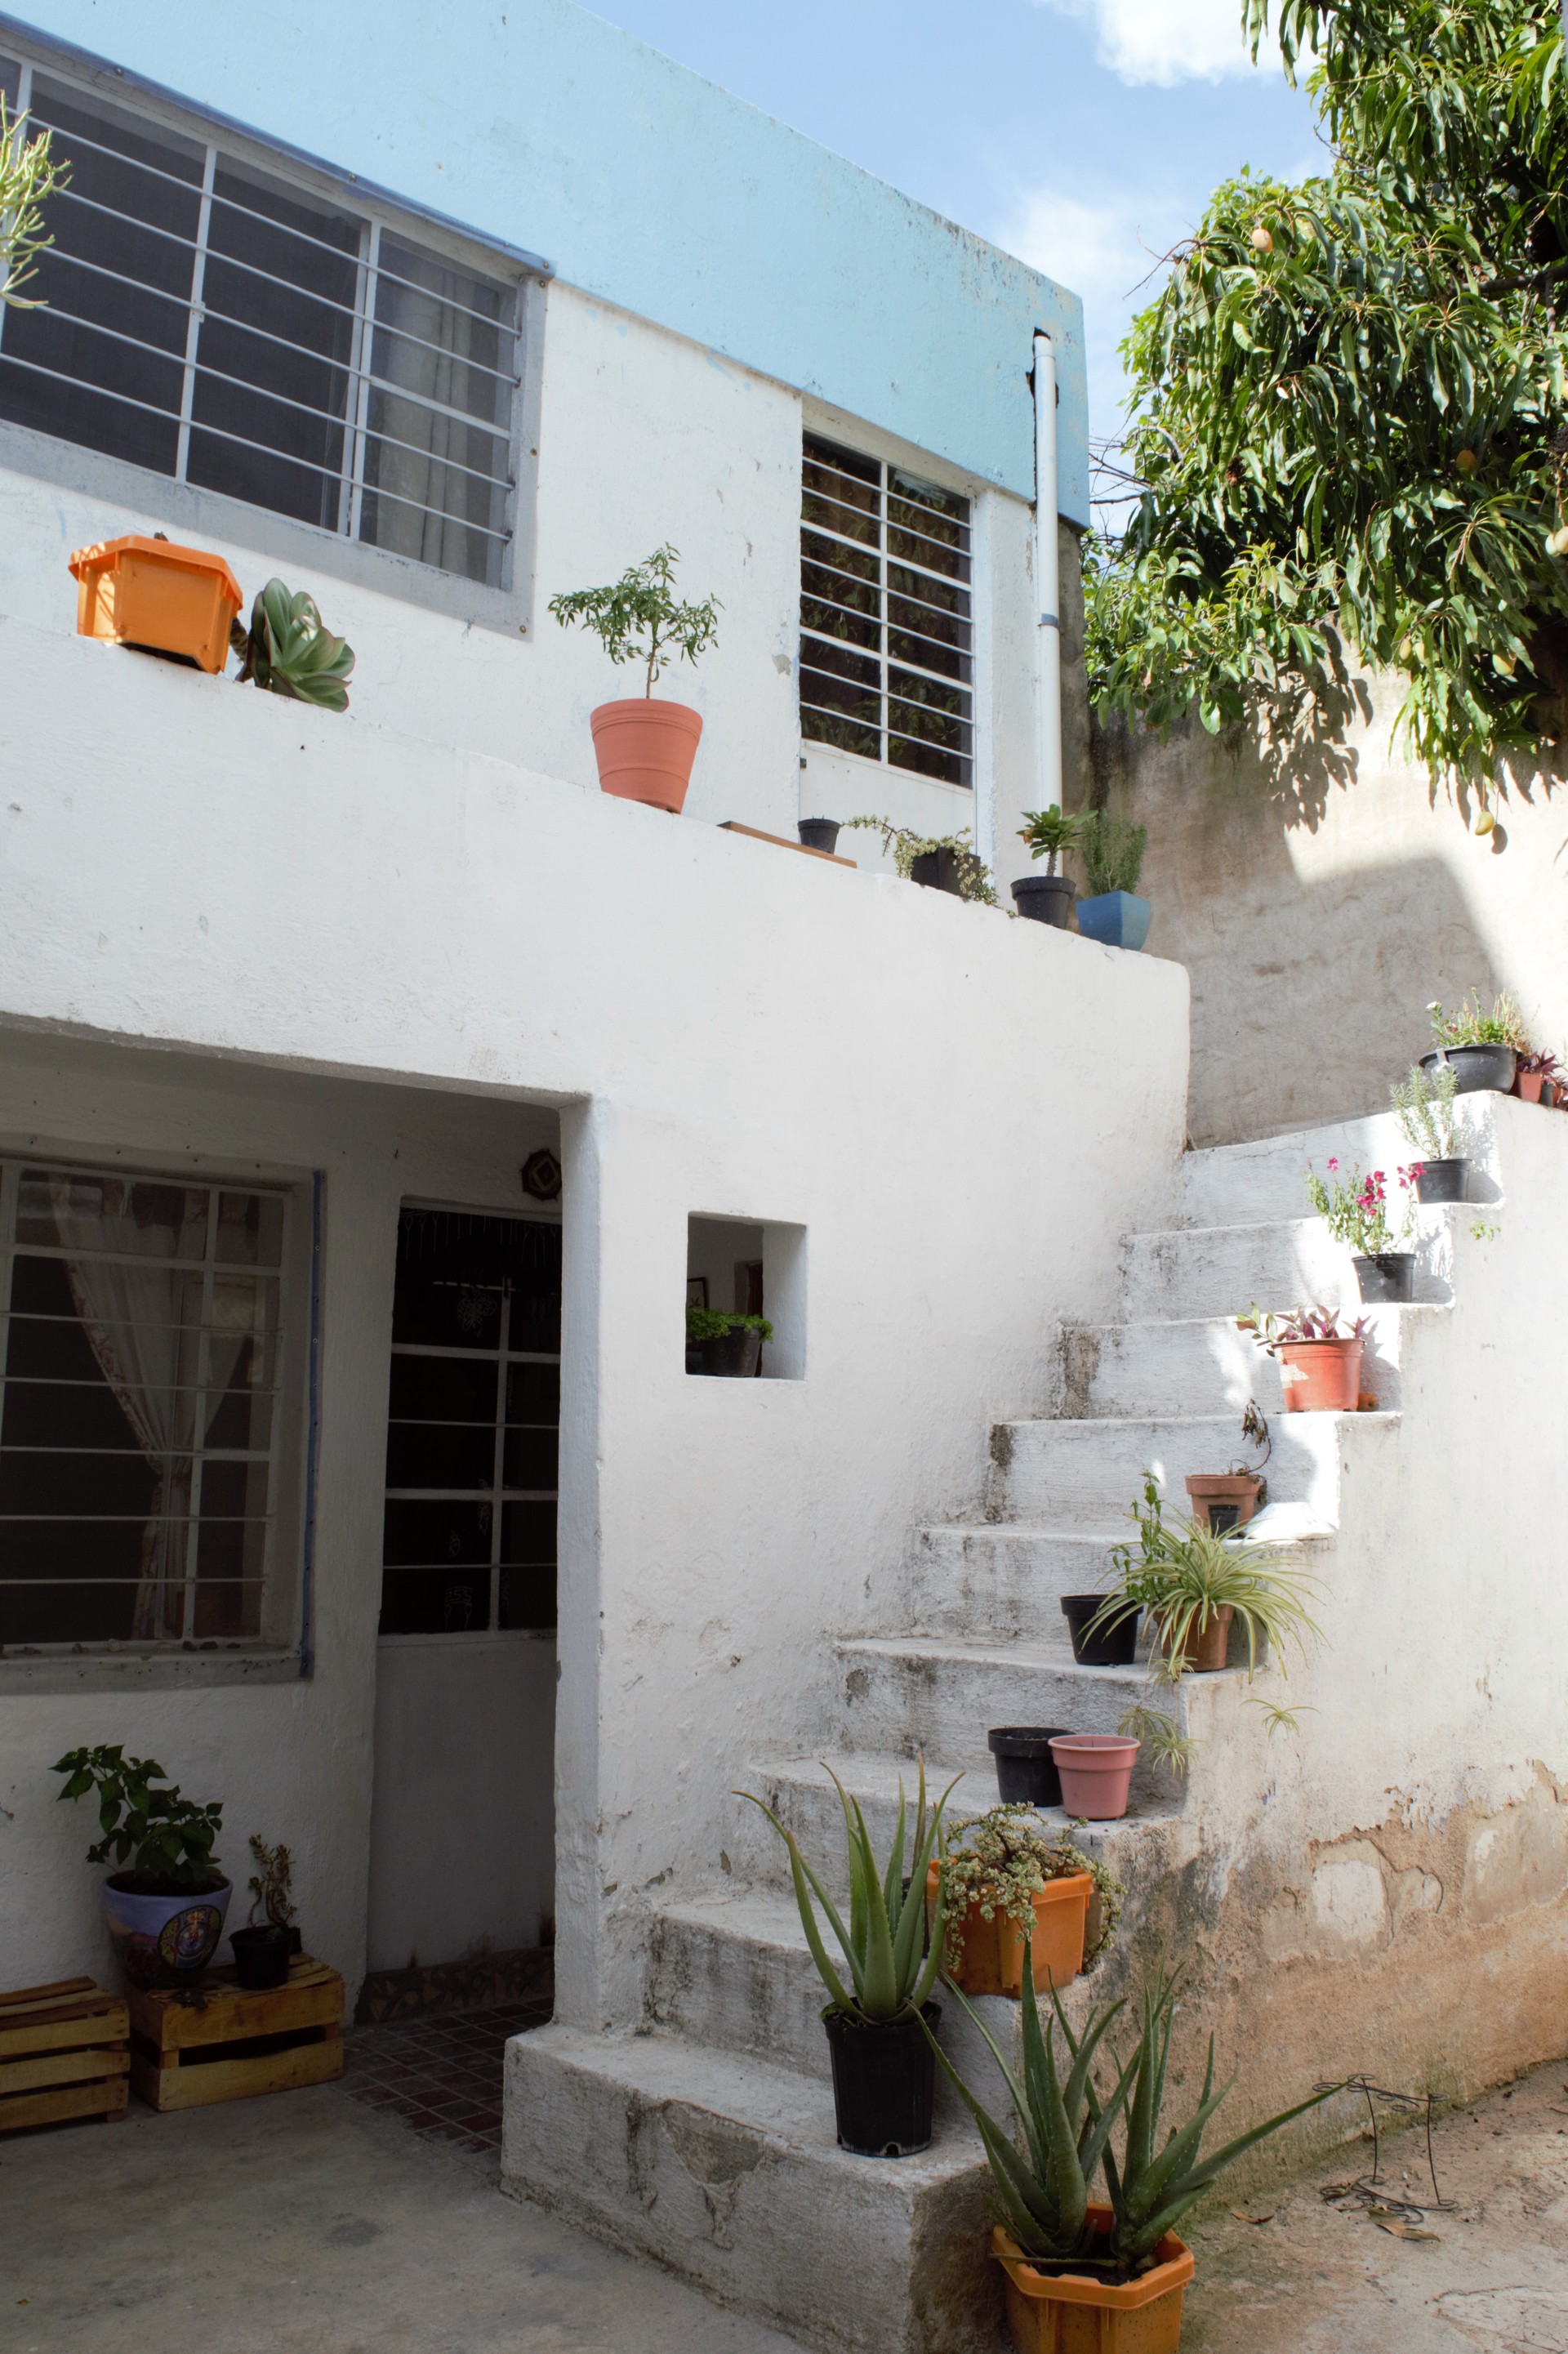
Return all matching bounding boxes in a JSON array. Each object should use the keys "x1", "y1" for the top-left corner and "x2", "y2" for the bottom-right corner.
[
  {"x1": 987, "y1": 1411, "x2": 1352, "y2": 1527},
  {"x1": 901, "y1": 1524, "x2": 1126, "y2": 1637},
  {"x1": 1054, "y1": 1306, "x2": 1443, "y2": 1420},
  {"x1": 1174, "y1": 1106, "x2": 1502, "y2": 1228},
  {"x1": 503, "y1": 2022, "x2": 998, "y2": 2354},
  {"x1": 1120, "y1": 1216, "x2": 1356, "y2": 1321}
]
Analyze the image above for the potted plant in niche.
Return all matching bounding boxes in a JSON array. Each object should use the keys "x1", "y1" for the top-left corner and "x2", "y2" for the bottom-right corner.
[
  {"x1": 549, "y1": 545, "x2": 721, "y2": 814},
  {"x1": 232, "y1": 578, "x2": 356, "y2": 710},
  {"x1": 1073, "y1": 809, "x2": 1151, "y2": 950},
  {"x1": 1422, "y1": 992, "x2": 1527, "y2": 1095},
  {"x1": 51, "y1": 1745, "x2": 229, "y2": 1991},
  {"x1": 1086, "y1": 1479, "x2": 1322, "y2": 1678},
  {"x1": 1392, "y1": 1061, "x2": 1470, "y2": 1202},
  {"x1": 229, "y1": 1835, "x2": 298, "y2": 1988},
  {"x1": 1012, "y1": 806, "x2": 1083, "y2": 926},
  {"x1": 1185, "y1": 1403, "x2": 1270, "y2": 1532},
  {"x1": 1304, "y1": 1157, "x2": 1419, "y2": 1303},
  {"x1": 1238, "y1": 1304, "x2": 1370, "y2": 1413},
  {"x1": 739, "y1": 1763, "x2": 954, "y2": 2156},
  {"x1": 841, "y1": 816, "x2": 997, "y2": 903},
  {"x1": 686, "y1": 1302, "x2": 773, "y2": 1376},
  {"x1": 925, "y1": 1959, "x2": 1334, "y2": 2354},
  {"x1": 929, "y1": 1807, "x2": 1121, "y2": 1999}
]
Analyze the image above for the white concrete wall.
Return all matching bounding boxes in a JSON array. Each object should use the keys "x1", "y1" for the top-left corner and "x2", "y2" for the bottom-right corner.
[
  {"x1": 0, "y1": 613, "x2": 1189, "y2": 2030},
  {"x1": 1089, "y1": 677, "x2": 1568, "y2": 1144},
  {"x1": 0, "y1": 1026, "x2": 559, "y2": 1999}
]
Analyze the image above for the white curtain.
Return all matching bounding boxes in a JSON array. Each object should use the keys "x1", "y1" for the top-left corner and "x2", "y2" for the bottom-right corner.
[
  {"x1": 47, "y1": 1178, "x2": 247, "y2": 1641},
  {"x1": 367, "y1": 234, "x2": 507, "y2": 583}
]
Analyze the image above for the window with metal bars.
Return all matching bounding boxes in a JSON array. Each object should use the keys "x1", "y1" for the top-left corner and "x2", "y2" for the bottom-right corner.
[
  {"x1": 0, "y1": 54, "x2": 522, "y2": 589},
  {"x1": 0, "y1": 1160, "x2": 295, "y2": 1649},
  {"x1": 799, "y1": 433, "x2": 974, "y2": 789},
  {"x1": 381, "y1": 1210, "x2": 560, "y2": 1639}
]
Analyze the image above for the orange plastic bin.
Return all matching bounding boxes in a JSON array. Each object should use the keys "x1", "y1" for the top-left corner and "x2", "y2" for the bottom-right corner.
[{"x1": 69, "y1": 535, "x2": 243, "y2": 674}]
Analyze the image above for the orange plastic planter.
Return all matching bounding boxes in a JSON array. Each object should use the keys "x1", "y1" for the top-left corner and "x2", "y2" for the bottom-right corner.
[
  {"x1": 994, "y1": 2215, "x2": 1195, "y2": 2354},
  {"x1": 926, "y1": 1864, "x2": 1091, "y2": 1996},
  {"x1": 590, "y1": 698, "x2": 703, "y2": 814},
  {"x1": 69, "y1": 536, "x2": 243, "y2": 674},
  {"x1": 1277, "y1": 1336, "x2": 1361, "y2": 1413}
]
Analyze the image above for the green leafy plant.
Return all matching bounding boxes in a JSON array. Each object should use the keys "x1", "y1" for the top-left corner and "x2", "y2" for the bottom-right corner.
[
  {"x1": 738, "y1": 1761, "x2": 954, "y2": 2025},
  {"x1": 840, "y1": 817, "x2": 997, "y2": 905},
  {"x1": 1304, "y1": 1159, "x2": 1417, "y2": 1255},
  {"x1": 1, "y1": 99, "x2": 67, "y2": 311},
  {"x1": 940, "y1": 1805, "x2": 1124, "y2": 1976},
  {"x1": 1017, "y1": 805, "x2": 1084, "y2": 876},
  {"x1": 686, "y1": 1304, "x2": 773, "y2": 1344},
  {"x1": 548, "y1": 544, "x2": 720, "y2": 696},
  {"x1": 232, "y1": 579, "x2": 355, "y2": 711},
  {"x1": 1077, "y1": 809, "x2": 1147, "y2": 897},
  {"x1": 1392, "y1": 1061, "x2": 1462, "y2": 1161},
  {"x1": 1428, "y1": 992, "x2": 1530, "y2": 1050},
  {"x1": 926, "y1": 1949, "x2": 1334, "y2": 2280},
  {"x1": 1115, "y1": 1702, "x2": 1194, "y2": 1778},
  {"x1": 247, "y1": 1835, "x2": 296, "y2": 1929},
  {"x1": 51, "y1": 1745, "x2": 223, "y2": 1891},
  {"x1": 1085, "y1": 1, "x2": 1568, "y2": 788},
  {"x1": 1089, "y1": 1480, "x2": 1322, "y2": 1679}
]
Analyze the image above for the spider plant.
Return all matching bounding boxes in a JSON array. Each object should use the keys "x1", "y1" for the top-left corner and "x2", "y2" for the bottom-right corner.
[
  {"x1": 1087, "y1": 1479, "x2": 1323, "y2": 1674},
  {"x1": 737, "y1": 1760, "x2": 956, "y2": 2024}
]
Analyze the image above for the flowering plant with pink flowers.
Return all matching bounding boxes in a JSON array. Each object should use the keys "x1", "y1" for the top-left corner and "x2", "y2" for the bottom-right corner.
[{"x1": 1304, "y1": 1159, "x2": 1416, "y2": 1257}]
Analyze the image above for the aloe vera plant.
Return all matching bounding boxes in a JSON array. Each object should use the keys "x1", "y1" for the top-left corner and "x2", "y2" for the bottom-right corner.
[
  {"x1": 738, "y1": 1761, "x2": 955, "y2": 2024},
  {"x1": 232, "y1": 579, "x2": 355, "y2": 711}
]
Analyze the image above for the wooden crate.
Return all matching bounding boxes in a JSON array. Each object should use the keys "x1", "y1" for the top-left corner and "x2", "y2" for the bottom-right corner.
[
  {"x1": 0, "y1": 1976, "x2": 129, "y2": 2134},
  {"x1": 128, "y1": 1954, "x2": 344, "y2": 2113}
]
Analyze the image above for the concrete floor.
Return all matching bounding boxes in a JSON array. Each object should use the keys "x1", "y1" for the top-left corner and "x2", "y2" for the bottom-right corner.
[{"x1": 5, "y1": 2049, "x2": 1568, "y2": 2351}]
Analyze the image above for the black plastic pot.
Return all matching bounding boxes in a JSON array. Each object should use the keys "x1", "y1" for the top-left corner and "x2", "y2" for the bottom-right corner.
[
  {"x1": 229, "y1": 1924, "x2": 292, "y2": 1989},
  {"x1": 910, "y1": 847, "x2": 964, "y2": 895},
  {"x1": 1352, "y1": 1251, "x2": 1414, "y2": 1304},
  {"x1": 1414, "y1": 1157, "x2": 1470, "y2": 1205},
  {"x1": 822, "y1": 2004, "x2": 940, "y2": 2156},
  {"x1": 1010, "y1": 873, "x2": 1076, "y2": 928},
  {"x1": 988, "y1": 1726, "x2": 1068, "y2": 1808},
  {"x1": 797, "y1": 818, "x2": 841, "y2": 856},
  {"x1": 691, "y1": 1326, "x2": 763, "y2": 1378},
  {"x1": 1420, "y1": 1045, "x2": 1517, "y2": 1095},
  {"x1": 1060, "y1": 1594, "x2": 1138, "y2": 1668}
]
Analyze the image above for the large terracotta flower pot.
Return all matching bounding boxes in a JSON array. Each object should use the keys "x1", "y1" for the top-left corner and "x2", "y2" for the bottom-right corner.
[
  {"x1": 590, "y1": 698, "x2": 703, "y2": 814},
  {"x1": 69, "y1": 535, "x2": 242, "y2": 673},
  {"x1": 1049, "y1": 1736, "x2": 1139, "y2": 1821},
  {"x1": 1159, "y1": 1603, "x2": 1233, "y2": 1673},
  {"x1": 1277, "y1": 1336, "x2": 1361, "y2": 1412},
  {"x1": 1183, "y1": 1473, "x2": 1262, "y2": 1534},
  {"x1": 926, "y1": 1862, "x2": 1092, "y2": 1996},
  {"x1": 994, "y1": 2215, "x2": 1196, "y2": 2354},
  {"x1": 102, "y1": 1874, "x2": 232, "y2": 1991}
]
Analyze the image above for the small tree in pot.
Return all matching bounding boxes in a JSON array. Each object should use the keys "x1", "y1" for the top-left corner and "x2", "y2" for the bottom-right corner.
[
  {"x1": 550, "y1": 545, "x2": 720, "y2": 814},
  {"x1": 51, "y1": 1745, "x2": 229, "y2": 1991},
  {"x1": 230, "y1": 1835, "x2": 298, "y2": 1987},
  {"x1": 1012, "y1": 806, "x2": 1084, "y2": 927}
]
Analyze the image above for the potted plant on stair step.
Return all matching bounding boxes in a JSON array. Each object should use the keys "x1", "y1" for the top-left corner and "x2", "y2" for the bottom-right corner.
[
  {"x1": 1239, "y1": 1303, "x2": 1370, "y2": 1412},
  {"x1": 740, "y1": 1760, "x2": 955, "y2": 2157},
  {"x1": 1085, "y1": 1479, "x2": 1322, "y2": 1679},
  {"x1": 1420, "y1": 992, "x2": 1526, "y2": 1096},
  {"x1": 1073, "y1": 809, "x2": 1152, "y2": 951},
  {"x1": 1012, "y1": 805, "x2": 1083, "y2": 925},
  {"x1": 550, "y1": 544, "x2": 721, "y2": 814},
  {"x1": 928, "y1": 1806, "x2": 1121, "y2": 1999},
  {"x1": 924, "y1": 1954, "x2": 1334, "y2": 2354},
  {"x1": 51, "y1": 1745, "x2": 229, "y2": 1991},
  {"x1": 1392, "y1": 1060, "x2": 1471, "y2": 1202},
  {"x1": 1304, "y1": 1157, "x2": 1419, "y2": 1303},
  {"x1": 1185, "y1": 1404, "x2": 1271, "y2": 1534}
]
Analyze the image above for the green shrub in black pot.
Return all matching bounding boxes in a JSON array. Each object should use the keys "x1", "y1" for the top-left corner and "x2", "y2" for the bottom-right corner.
[{"x1": 686, "y1": 1304, "x2": 773, "y2": 1376}]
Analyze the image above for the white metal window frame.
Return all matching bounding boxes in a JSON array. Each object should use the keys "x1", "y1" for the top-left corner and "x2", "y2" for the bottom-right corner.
[
  {"x1": 0, "y1": 1146, "x2": 314, "y2": 1673},
  {"x1": 0, "y1": 23, "x2": 550, "y2": 635}
]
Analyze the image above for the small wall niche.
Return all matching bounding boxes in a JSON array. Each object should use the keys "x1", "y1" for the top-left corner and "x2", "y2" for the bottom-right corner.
[{"x1": 686, "y1": 1215, "x2": 806, "y2": 1380}]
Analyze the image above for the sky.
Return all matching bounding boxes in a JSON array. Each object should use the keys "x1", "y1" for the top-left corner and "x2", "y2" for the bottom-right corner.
[{"x1": 586, "y1": 0, "x2": 1321, "y2": 457}]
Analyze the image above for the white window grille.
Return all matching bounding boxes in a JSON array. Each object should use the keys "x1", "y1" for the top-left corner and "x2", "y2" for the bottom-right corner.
[
  {"x1": 0, "y1": 1160, "x2": 295, "y2": 1650},
  {"x1": 0, "y1": 53, "x2": 521, "y2": 589},
  {"x1": 800, "y1": 432, "x2": 974, "y2": 788}
]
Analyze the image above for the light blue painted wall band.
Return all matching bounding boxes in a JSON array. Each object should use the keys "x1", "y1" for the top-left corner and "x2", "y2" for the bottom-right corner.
[{"x1": 2, "y1": 0, "x2": 1088, "y2": 521}]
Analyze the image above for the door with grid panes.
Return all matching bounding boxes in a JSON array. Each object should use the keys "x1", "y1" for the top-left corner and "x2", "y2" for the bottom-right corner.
[{"x1": 368, "y1": 1208, "x2": 559, "y2": 1972}]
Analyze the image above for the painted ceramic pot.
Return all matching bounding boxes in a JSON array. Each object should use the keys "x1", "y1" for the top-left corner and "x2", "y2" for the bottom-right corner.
[{"x1": 102, "y1": 1875, "x2": 231, "y2": 1991}]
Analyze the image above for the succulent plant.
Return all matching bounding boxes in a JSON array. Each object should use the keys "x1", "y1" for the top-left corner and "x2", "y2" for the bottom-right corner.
[{"x1": 232, "y1": 579, "x2": 355, "y2": 711}]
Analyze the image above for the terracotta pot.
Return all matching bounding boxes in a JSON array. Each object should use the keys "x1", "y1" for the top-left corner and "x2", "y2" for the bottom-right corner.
[
  {"x1": 589, "y1": 698, "x2": 702, "y2": 813},
  {"x1": 69, "y1": 535, "x2": 243, "y2": 673},
  {"x1": 994, "y1": 2215, "x2": 1195, "y2": 2354},
  {"x1": 1048, "y1": 1736, "x2": 1139, "y2": 1821},
  {"x1": 926, "y1": 1862, "x2": 1092, "y2": 1996},
  {"x1": 1183, "y1": 1473, "x2": 1262, "y2": 1534},
  {"x1": 1159, "y1": 1603, "x2": 1233, "y2": 1674},
  {"x1": 1515, "y1": 1070, "x2": 1546, "y2": 1103},
  {"x1": 102, "y1": 1874, "x2": 232, "y2": 1991},
  {"x1": 1276, "y1": 1336, "x2": 1361, "y2": 1413}
]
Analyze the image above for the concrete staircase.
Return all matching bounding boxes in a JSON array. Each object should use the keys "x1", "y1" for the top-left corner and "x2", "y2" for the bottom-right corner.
[{"x1": 504, "y1": 1108, "x2": 1472, "y2": 2353}]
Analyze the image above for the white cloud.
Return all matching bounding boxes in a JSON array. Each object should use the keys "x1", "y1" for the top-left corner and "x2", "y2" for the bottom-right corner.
[{"x1": 1035, "y1": 0, "x2": 1279, "y2": 87}]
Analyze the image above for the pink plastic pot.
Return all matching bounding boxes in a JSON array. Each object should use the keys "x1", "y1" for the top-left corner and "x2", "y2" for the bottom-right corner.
[{"x1": 1048, "y1": 1735, "x2": 1140, "y2": 1820}]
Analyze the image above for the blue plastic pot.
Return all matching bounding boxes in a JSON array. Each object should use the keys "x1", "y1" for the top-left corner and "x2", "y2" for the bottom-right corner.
[{"x1": 1076, "y1": 890, "x2": 1151, "y2": 951}]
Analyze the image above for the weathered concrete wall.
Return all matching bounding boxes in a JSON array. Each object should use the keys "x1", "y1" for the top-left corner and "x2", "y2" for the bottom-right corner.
[{"x1": 1089, "y1": 676, "x2": 1568, "y2": 1145}]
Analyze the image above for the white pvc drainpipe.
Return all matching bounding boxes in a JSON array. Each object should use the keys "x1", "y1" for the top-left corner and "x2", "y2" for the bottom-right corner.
[{"x1": 1033, "y1": 329, "x2": 1063, "y2": 813}]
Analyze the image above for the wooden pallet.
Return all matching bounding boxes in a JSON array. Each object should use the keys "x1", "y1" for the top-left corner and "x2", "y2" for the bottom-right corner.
[
  {"x1": 0, "y1": 1976, "x2": 130, "y2": 2133},
  {"x1": 128, "y1": 1954, "x2": 344, "y2": 2113}
]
